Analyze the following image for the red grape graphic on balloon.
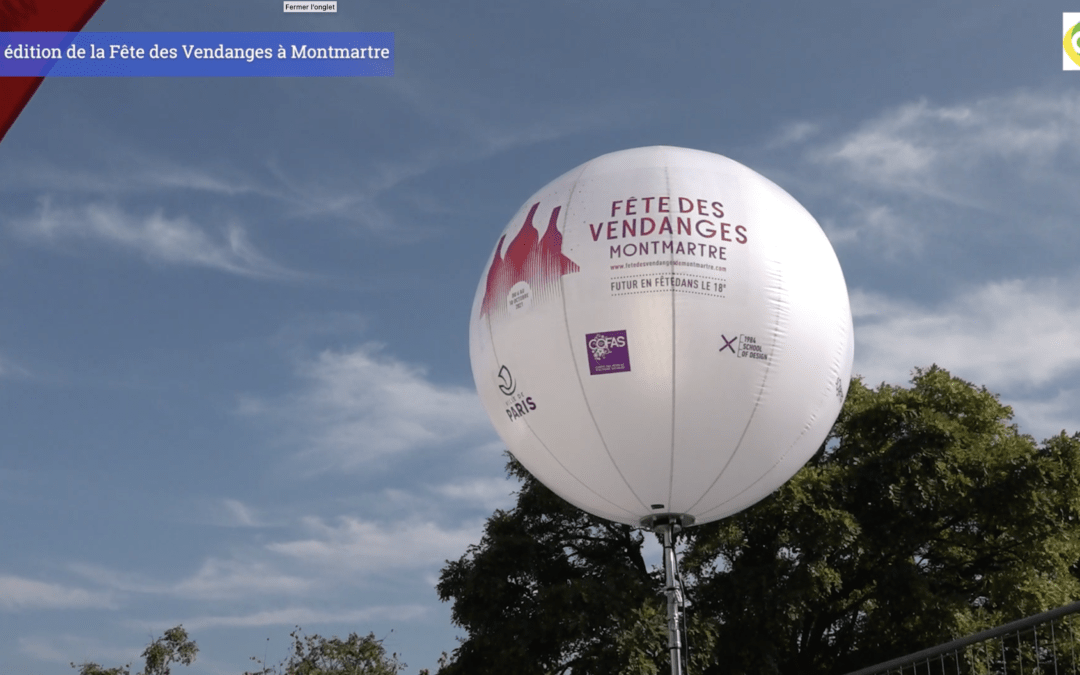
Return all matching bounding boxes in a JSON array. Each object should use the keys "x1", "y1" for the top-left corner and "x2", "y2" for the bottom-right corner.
[{"x1": 479, "y1": 202, "x2": 580, "y2": 320}]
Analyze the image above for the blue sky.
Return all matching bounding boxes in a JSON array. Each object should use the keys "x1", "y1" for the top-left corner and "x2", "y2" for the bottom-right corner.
[{"x1": 2, "y1": 1, "x2": 1080, "y2": 673}]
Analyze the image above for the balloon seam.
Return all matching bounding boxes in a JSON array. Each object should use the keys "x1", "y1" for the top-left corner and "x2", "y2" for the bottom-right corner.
[{"x1": 556, "y1": 158, "x2": 652, "y2": 516}]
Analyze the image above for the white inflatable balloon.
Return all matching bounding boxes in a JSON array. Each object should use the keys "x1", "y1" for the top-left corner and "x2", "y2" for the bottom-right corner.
[{"x1": 469, "y1": 146, "x2": 853, "y2": 527}]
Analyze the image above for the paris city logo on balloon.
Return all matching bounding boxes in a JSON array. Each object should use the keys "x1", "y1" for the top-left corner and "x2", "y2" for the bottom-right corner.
[
  {"x1": 497, "y1": 364, "x2": 538, "y2": 422},
  {"x1": 496, "y1": 365, "x2": 515, "y2": 396},
  {"x1": 503, "y1": 390, "x2": 537, "y2": 422}
]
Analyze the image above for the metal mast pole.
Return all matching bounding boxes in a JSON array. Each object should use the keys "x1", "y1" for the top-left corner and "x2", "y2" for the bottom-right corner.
[
  {"x1": 643, "y1": 514, "x2": 693, "y2": 675},
  {"x1": 662, "y1": 521, "x2": 685, "y2": 675}
]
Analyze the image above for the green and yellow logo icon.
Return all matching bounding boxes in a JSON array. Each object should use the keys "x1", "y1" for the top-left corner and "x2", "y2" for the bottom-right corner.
[{"x1": 1065, "y1": 15, "x2": 1080, "y2": 70}]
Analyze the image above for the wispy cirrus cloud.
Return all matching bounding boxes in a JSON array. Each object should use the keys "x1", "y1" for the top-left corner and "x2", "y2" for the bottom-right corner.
[
  {"x1": 767, "y1": 120, "x2": 820, "y2": 149},
  {"x1": 1014, "y1": 386, "x2": 1080, "y2": 441},
  {"x1": 70, "y1": 484, "x2": 499, "y2": 603},
  {"x1": 431, "y1": 476, "x2": 516, "y2": 512},
  {"x1": 147, "y1": 604, "x2": 429, "y2": 632},
  {"x1": 19, "y1": 634, "x2": 137, "y2": 667},
  {"x1": 265, "y1": 99, "x2": 645, "y2": 234},
  {"x1": 0, "y1": 351, "x2": 31, "y2": 379},
  {"x1": 0, "y1": 575, "x2": 116, "y2": 611},
  {"x1": 218, "y1": 498, "x2": 263, "y2": 528},
  {"x1": 851, "y1": 274, "x2": 1080, "y2": 439},
  {"x1": 69, "y1": 556, "x2": 313, "y2": 601},
  {"x1": 241, "y1": 344, "x2": 493, "y2": 472},
  {"x1": 763, "y1": 90, "x2": 1080, "y2": 441},
  {"x1": 853, "y1": 275, "x2": 1080, "y2": 390},
  {"x1": 766, "y1": 88, "x2": 1080, "y2": 260},
  {"x1": 172, "y1": 558, "x2": 314, "y2": 600},
  {"x1": 812, "y1": 90, "x2": 1080, "y2": 199},
  {"x1": 10, "y1": 200, "x2": 301, "y2": 279},
  {"x1": 0, "y1": 151, "x2": 266, "y2": 198},
  {"x1": 267, "y1": 516, "x2": 483, "y2": 577},
  {"x1": 187, "y1": 497, "x2": 271, "y2": 529}
]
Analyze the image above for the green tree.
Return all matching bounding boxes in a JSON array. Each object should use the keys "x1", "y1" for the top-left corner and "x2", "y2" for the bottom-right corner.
[
  {"x1": 72, "y1": 666, "x2": 130, "y2": 675},
  {"x1": 436, "y1": 366, "x2": 1080, "y2": 675},
  {"x1": 436, "y1": 458, "x2": 658, "y2": 674},
  {"x1": 245, "y1": 627, "x2": 404, "y2": 675},
  {"x1": 72, "y1": 625, "x2": 198, "y2": 675},
  {"x1": 686, "y1": 366, "x2": 1080, "y2": 674},
  {"x1": 71, "y1": 625, "x2": 407, "y2": 675}
]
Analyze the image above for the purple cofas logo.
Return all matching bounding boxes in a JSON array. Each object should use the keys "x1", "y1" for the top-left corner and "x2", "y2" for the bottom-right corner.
[{"x1": 585, "y1": 330, "x2": 631, "y2": 375}]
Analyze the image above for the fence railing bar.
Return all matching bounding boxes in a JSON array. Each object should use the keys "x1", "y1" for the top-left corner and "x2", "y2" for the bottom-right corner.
[
  {"x1": 843, "y1": 602, "x2": 1080, "y2": 675},
  {"x1": 1052, "y1": 619, "x2": 1059, "y2": 675},
  {"x1": 1034, "y1": 623, "x2": 1040, "y2": 675},
  {"x1": 1018, "y1": 628, "x2": 1024, "y2": 675},
  {"x1": 1071, "y1": 615, "x2": 1078, "y2": 675},
  {"x1": 1004, "y1": 634, "x2": 1009, "y2": 675}
]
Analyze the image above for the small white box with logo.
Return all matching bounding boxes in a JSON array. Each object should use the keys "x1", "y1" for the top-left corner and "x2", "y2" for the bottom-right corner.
[{"x1": 1065, "y1": 13, "x2": 1080, "y2": 70}]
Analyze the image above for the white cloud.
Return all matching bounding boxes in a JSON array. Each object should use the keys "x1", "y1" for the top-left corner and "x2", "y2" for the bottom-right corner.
[
  {"x1": 19, "y1": 634, "x2": 137, "y2": 667},
  {"x1": 0, "y1": 151, "x2": 265, "y2": 198},
  {"x1": 767, "y1": 121, "x2": 820, "y2": 149},
  {"x1": 267, "y1": 516, "x2": 483, "y2": 577},
  {"x1": 67, "y1": 563, "x2": 160, "y2": 595},
  {"x1": 10, "y1": 200, "x2": 300, "y2": 279},
  {"x1": 147, "y1": 604, "x2": 428, "y2": 632},
  {"x1": 817, "y1": 201, "x2": 921, "y2": 257},
  {"x1": 4, "y1": 86, "x2": 624, "y2": 243},
  {"x1": 431, "y1": 476, "x2": 516, "y2": 511},
  {"x1": 220, "y1": 498, "x2": 261, "y2": 528},
  {"x1": 766, "y1": 89, "x2": 1080, "y2": 261},
  {"x1": 1011, "y1": 386, "x2": 1080, "y2": 441},
  {"x1": 172, "y1": 558, "x2": 313, "y2": 600},
  {"x1": 245, "y1": 344, "x2": 493, "y2": 472},
  {"x1": 71, "y1": 495, "x2": 489, "y2": 601},
  {"x1": 267, "y1": 103, "x2": 633, "y2": 235},
  {"x1": 180, "y1": 496, "x2": 272, "y2": 529},
  {"x1": 70, "y1": 556, "x2": 312, "y2": 601},
  {"x1": 126, "y1": 160, "x2": 264, "y2": 197},
  {"x1": 17, "y1": 636, "x2": 70, "y2": 665},
  {"x1": 813, "y1": 90, "x2": 1080, "y2": 202},
  {"x1": 820, "y1": 100, "x2": 945, "y2": 191},
  {"x1": 851, "y1": 276, "x2": 1080, "y2": 437},
  {"x1": 0, "y1": 575, "x2": 115, "y2": 611},
  {"x1": 0, "y1": 352, "x2": 31, "y2": 379}
]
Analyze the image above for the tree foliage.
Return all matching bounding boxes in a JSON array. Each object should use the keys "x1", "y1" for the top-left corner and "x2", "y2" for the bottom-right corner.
[
  {"x1": 436, "y1": 457, "x2": 657, "y2": 674},
  {"x1": 436, "y1": 366, "x2": 1080, "y2": 675},
  {"x1": 72, "y1": 625, "x2": 405, "y2": 675},
  {"x1": 245, "y1": 628, "x2": 404, "y2": 675},
  {"x1": 72, "y1": 625, "x2": 198, "y2": 675}
]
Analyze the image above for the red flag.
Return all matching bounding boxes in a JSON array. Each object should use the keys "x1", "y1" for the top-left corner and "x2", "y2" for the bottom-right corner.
[{"x1": 0, "y1": 0, "x2": 108, "y2": 143}]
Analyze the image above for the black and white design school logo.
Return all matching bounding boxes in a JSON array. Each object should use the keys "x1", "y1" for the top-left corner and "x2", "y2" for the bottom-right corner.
[{"x1": 498, "y1": 365, "x2": 537, "y2": 422}]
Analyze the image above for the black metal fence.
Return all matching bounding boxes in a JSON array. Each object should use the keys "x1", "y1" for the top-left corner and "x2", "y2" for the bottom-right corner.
[{"x1": 843, "y1": 602, "x2": 1080, "y2": 675}]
